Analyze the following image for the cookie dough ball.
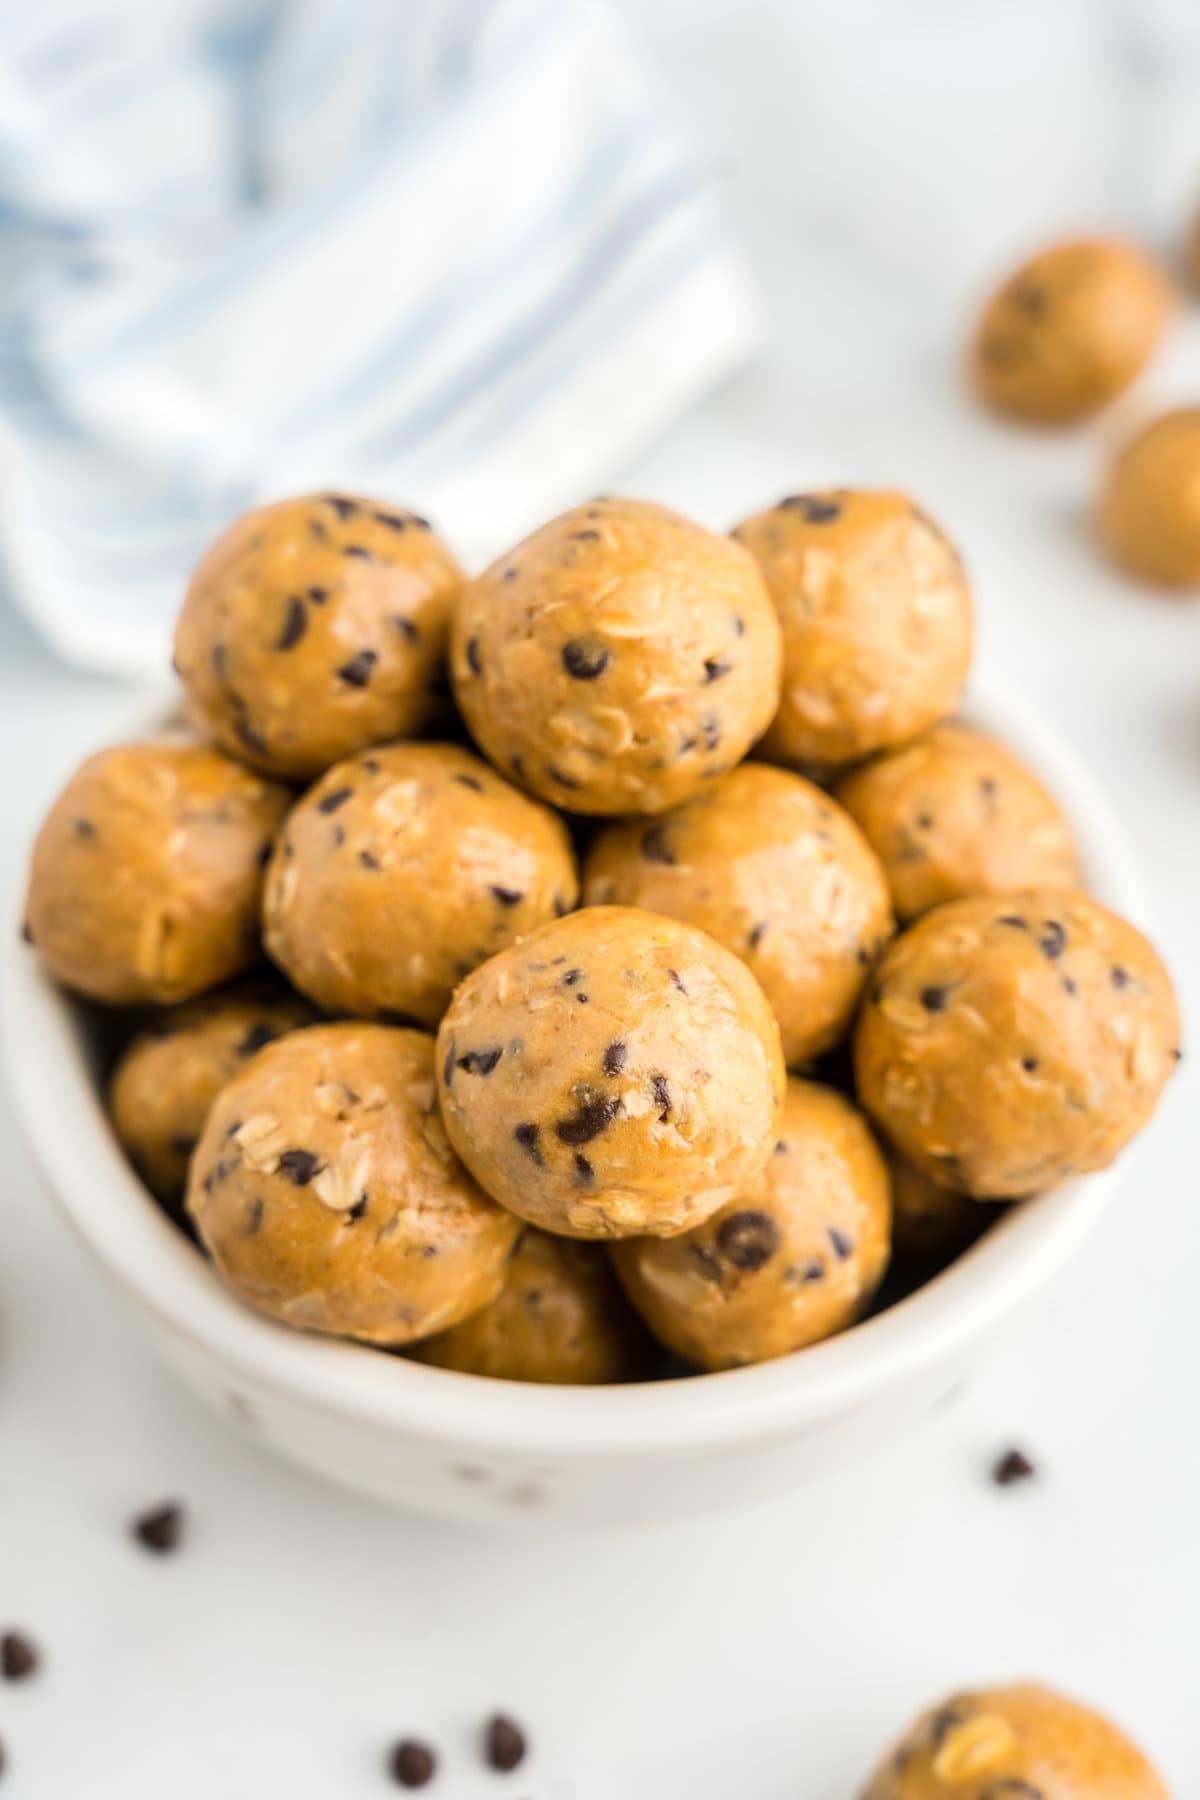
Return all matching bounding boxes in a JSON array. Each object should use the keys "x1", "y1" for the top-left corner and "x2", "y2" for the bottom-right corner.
[
  {"x1": 175, "y1": 493, "x2": 463, "y2": 779},
  {"x1": 613, "y1": 1080, "x2": 890, "y2": 1370},
  {"x1": 970, "y1": 238, "x2": 1172, "y2": 424},
  {"x1": 435, "y1": 907, "x2": 786, "y2": 1239},
  {"x1": 862, "y1": 1683, "x2": 1167, "y2": 1800},
  {"x1": 855, "y1": 891, "x2": 1180, "y2": 1198},
  {"x1": 1096, "y1": 408, "x2": 1200, "y2": 589},
  {"x1": 264, "y1": 742, "x2": 578, "y2": 1026},
  {"x1": 188, "y1": 1023, "x2": 518, "y2": 1345},
  {"x1": 888, "y1": 1152, "x2": 988, "y2": 1266},
  {"x1": 450, "y1": 499, "x2": 781, "y2": 815},
  {"x1": 110, "y1": 982, "x2": 315, "y2": 1208},
  {"x1": 583, "y1": 764, "x2": 892, "y2": 1066},
  {"x1": 835, "y1": 723, "x2": 1079, "y2": 922},
  {"x1": 411, "y1": 1228, "x2": 651, "y2": 1384},
  {"x1": 734, "y1": 491, "x2": 971, "y2": 772},
  {"x1": 25, "y1": 737, "x2": 290, "y2": 1006}
]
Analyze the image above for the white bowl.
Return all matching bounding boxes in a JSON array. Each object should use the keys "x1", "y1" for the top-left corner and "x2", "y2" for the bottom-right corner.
[{"x1": 5, "y1": 685, "x2": 1151, "y2": 1528}]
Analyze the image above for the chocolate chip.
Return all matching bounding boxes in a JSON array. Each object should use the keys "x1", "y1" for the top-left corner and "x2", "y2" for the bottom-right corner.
[
  {"x1": 992, "y1": 1447, "x2": 1036, "y2": 1487},
  {"x1": 560, "y1": 967, "x2": 583, "y2": 987},
  {"x1": 513, "y1": 1122, "x2": 543, "y2": 1164},
  {"x1": 997, "y1": 914, "x2": 1028, "y2": 929},
  {"x1": 547, "y1": 764, "x2": 580, "y2": 790},
  {"x1": 509, "y1": 752, "x2": 524, "y2": 777},
  {"x1": 700, "y1": 712, "x2": 721, "y2": 752},
  {"x1": 373, "y1": 508, "x2": 411, "y2": 532},
  {"x1": 920, "y1": 984, "x2": 949, "y2": 1012},
  {"x1": 317, "y1": 785, "x2": 353, "y2": 814},
  {"x1": 307, "y1": 585, "x2": 329, "y2": 604},
  {"x1": 1021, "y1": 1055, "x2": 1039, "y2": 1072},
  {"x1": 211, "y1": 642, "x2": 227, "y2": 680},
  {"x1": 325, "y1": 495, "x2": 359, "y2": 518},
  {"x1": 1111, "y1": 965, "x2": 1130, "y2": 989},
  {"x1": 1061, "y1": 975, "x2": 1077, "y2": 995},
  {"x1": 490, "y1": 886, "x2": 523, "y2": 907},
  {"x1": 343, "y1": 544, "x2": 373, "y2": 560},
  {"x1": 575, "y1": 991, "x2": 589, "y2": 1004},
  {"x1": 651, "y1": 1073, "x2": 671, "y2": 1119},
  {"x1": 389, "y1": 1740, "x2": 436, "y2": 1787},
  {"x1": 570, "y1": 528, "x2": 601, "y2": 541},
  {"x1": 309, "y1": 517, "x2": 330, "y2": 541},
  {"x1": 1, "y1": 1632, "x2": 39, "y2": 1682},
  {"x1": 779, "y1": 493, "x2": 841, "y2": 523},
  {"x1": 337, "y1": 649, "x2": 378, "y2": 687},
  {"x1": 231, "y1": 702, "x2": 268, "y2": 755},
  {"x1": 1038, "y1": 920, "x2": 1066, "y2": 960},
  {"x1": 603, "y1": 1041, "x2": 628, "y2": 1076},
  {"x1": 453, "y1": 773, "x2": 483, "y2": 791},
  {"x1": 666, "y1": 968, "x2": 687, "y2": 994},
  {"x1": 359, "y1": 849, "x2": 381, "y2": 870},
  {"x1": 717, "y1": 1210, "x2": 781, "y2": 1271},
  {"x1": 237, "y1": 1022, "x2": 279, "y2": 1057},
  {"x1": 392, "y1": 615, "x2": 419, "y2": 642},
  {"x1": 828, "y1": 1227, "x2": 854, "y2": 1260},
  {"x1": 748, "y1": 922, "x2": 768, "y2": 950},
  {"x1": 458, "y1": 1047, "x2": 502, "y2": 1077},
  {"x1": 980, "y1": 775, "x2": 998, "y2": 804},
  {"x1": 484, "y1": 1715, "x2": 527, "y2": 1773},
  {"x1": 774, "y1": 1140, "x2": 788, "y2": 1155},
  {"x1": 131, "y1": 1501, "x2": 184, "y2": 1554},
  {"x1": 345, "y1": 1195, "x2": 368, "y2": 1223},
  {"x1": 732, "y1": 614, "x2": 745, "y2": 637},
  {"x1": 703, "y1": 657, "x2": 732, "y2": 683},
  {"x1": 640, "y1": 822, "x2": 675, "y2": 864},
  {"x1": 555, "y1": 1093, "x2": 619, "y2": 1145},
  {"x1": 915, "y1": 812, "x2": 933, "y2": 831},
  {"x1": 73, "y1": 817, "x2": 97, "y2": 840},
  {"x1": 410, "y1": 514, "x2": 432, "y2": 530},
  {"x1": 501, "y1": 566, "x2": 518, "y2": 582},
  {"x1": 930, "y1": 1707, "x2": 968, "y2": 1746},
  {"x1": 790, "y1": 1258, "x2": 825, "y2": 1284},
  {"x1": 276, "y1": 597, "x2": 307, "y2": 650},
  {"x1": 277, "y1": 1149, "x2": 320, "y2": 1186},
  {"x1": 464, "y1": 636, "x2": 482, "y2": 676},
  {"x1": 573, "y1": 1153, "x2": 594, "y2": 1184},
  {"x1": 242, "y1": 1196, "x2": 265, "y2": 1236},
  {"x1": 561, "y1": 637, "x2": 609, "y2": 680}
]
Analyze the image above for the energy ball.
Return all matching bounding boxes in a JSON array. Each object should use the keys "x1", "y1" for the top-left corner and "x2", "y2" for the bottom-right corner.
[
  {"x1": 970, "y1": 238, "x2": 1172, "y2": 424},
  {"x1": 174, "y1": 492, "x2": 463, "y2": 779},
  {"x1": 1096, "y1": 407, "x2": 1200, "y2": 589},
  {"x1": 263, "y1": 741, "x2": 578, "y2": 1026},
  {"x1": 887, "y1": 1151, "x2": 988, "y2": 1267},
  {"x1": 861, "y1": 1682, "x2": 1167, "y2": 1799},
  {"x1": 449, "y1": 498, "x2": 782, "y2": 815},
  {"x1": 582, "y1": 763, "x2": 892, "y2": 1067},
  {"x1": 613, "y1": 1080, "x2": 890, "y2": 1370},
  {"x1": 733, "y1": 490, "x2": 971, "y2": 772},
  {"x1": 24, "y1": 737, "x2": 290, "y2": 1006},
  {"x1": 411, "y1": 1227, "x2": 651, "y2": 1384},
  {"x1": 435, "y1": 907, "x2": 786, "y2": 1239},
  {"x1": 855, "y1": 891, "x2": 1180, "y2": 1199},
  {"x1": 187, "y1": 1023, "x2": 518, "y2": 1345},
  {"x1": 835, "y1": 723, "x2": 1079, "y2": 922},
  {"x1": 110, "y1": 982, "x2": 315, "y2": 1208}
]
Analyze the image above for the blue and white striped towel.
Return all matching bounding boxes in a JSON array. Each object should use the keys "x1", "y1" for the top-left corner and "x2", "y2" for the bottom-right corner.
[{"x1": 0, "y1": 0, "x2": 756, "y2": 676}]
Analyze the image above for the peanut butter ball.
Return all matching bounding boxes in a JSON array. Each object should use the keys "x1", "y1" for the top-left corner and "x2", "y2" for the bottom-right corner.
[
  {"x1": 971, "y1": 238, "x2": 1172, "y2": 423},
  {"x1": 855, "y1": 892, "x2": 1180, "y2": 1198},
  {"x1": 1096, "y1": 407, "x2": 1200, "y2": 589},
  {"x1": 435, "y1": 907, "x2": 786, "y2": 1239},
  {"x1": 613, "y1": 1080, "x2": 890, "y2": 1370},
  {"x1": 450, "y1": 498, "x2": 782, "y2": 815},
  {"x1": 25, "y1": 737, "x2": 290, "y2": 1006},
  {"x1": 187, "y1": 1024, "x2": 518, "y2": 1345},
  {"x1": 583, "y1": 763, "x2": 892, "y2": 1066},
  {"x1": 734, "y1": 490, "x2": 971, "y2": 772},
  {"x1": 110, "y1": 982, "x2": 315, "y2": 1208},
  {"x1": 835, "y1": 723, "x2": 1079, "y2": 921},
  {"x1": 263, "y1": 741, "x2": 577, "y2": 1027},
  {"x1": 411, "y1": 1228, "x2": 651, "y2": 1384},
  {"x1": 862, "y1": 1682, "x2": 1167, "y2": 1799},
  {"x1": 174, "y1": 493, "x2": 463, "y2": 779}
]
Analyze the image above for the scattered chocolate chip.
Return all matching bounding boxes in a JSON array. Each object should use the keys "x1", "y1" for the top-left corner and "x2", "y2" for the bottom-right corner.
[
  {"x1": 791, "y1": 1258, "x2": 825, "y2": 1284},
  {"x1": 570, "y1": 528, "x2": 601, "y2": 541},
  {"x1": 779, "y1": 493, "x2": 841, "y2": 523},
  {"x1": 828, "y1": 1227, "x2": 854, "y2": 1260},
  {"x1": 997, "y1": 914, "x2": 1028, "y2": 929},
  {"x1": 732, "y1": 613, "x2": 745, "y2": 636},
  {"x1": 920, "y1": 984, "x2": 949, "y2": 1013},
  {"x1": 317, "y1": 785, "x2": 353, "y2": 814},
  {"x1": 1038, "y1": 920, "x2": 1066, "y2": 960},
  {"x1": 640, "y1": 822, "x2": 675, "y2": 864},
  {"x1": 774, "y1": 1140, "x2": 788, "y2": 1155},
  {"x1": 391, "y1": 615, "x2": 419, "y2": 642},
  {"x1": 603, "y1": 1041, "x2": 628, "y2": 1076},
  {"x1": 277, "y1": 1149, "x2": 321, "y2": 1186},
  {"x1": 555, "y1": 1093, "x2": 619, "y2": 1146},
  {"x1": 573, "y1": 1153, "x2": 594, "y2": 1184},
  {"x1": 509, "y1": 752, "x2": 525, "y2": 777},
  {"x1": 389, "y1": 1739, "x2": 436, "y2": 1787},
  {"x1": 1021, "y1": 1055, "x2": 1039, "y2": 1073},
  {"x1": 700, "y1": 712, "x2": 721, "y2": 752},
  {"x1": 131, "y1": 1501, "x2": 184, "y2": 1554},
  {"x1": 703, "y1": 657, "x2": 732, "y2": 683},
  {"x1": 325, "y1": 495, "x2": 359, "y2": 519},
  {"x1": 361, "y1": 758, "x2": 381, "y2": 773},
  {"x1": 490, "y1": 886, "x2": 523, "y2": 907},
  {"x1": 484, "y1": 1715, "x2": 527, "y2": 1773},
  {"x1": 651, "y1": 1074, "x2": 671, "y2": 1119},
  {"x1": 211, "y1": 642, "x2": 228, "y2": 679},
  {"x1": 513, "y1": 1122, "x2": 543, "y2": 1164},
  {"x1": 547, "y1": 764, "x2": 580, "y2": 790},
  {"x1": 242, "y1": 1196, "x2": 265, "y2": 1236},
  {"x1": 276, "y1": 596, "x2": 307, "y2": 650},
  {"x1": 561, "y1": 637, "x2": 609, "y2": 680},
  {"x1": 458, "y1": 1047, "x2": 502, "y2": 1077},
  {"x1": 231, "y1": 699, "x2": 268, "y2": 755},
  {"x1": 410, "y1": 514, "x2": 432, "y2": 530},
  {"x1": 343, "y1": 544, "x2": 374, "y2": 561},
  {"x1": 373, "y1": 508, "x2": 411, "y2": 532},
  {"x1": 359, "y1": 849, "x2": 381, "y2": 870},
  {"x1": 337, "y1": 649, "x2": 378, "y2": 687},
  {"x1": 1111, "y1": 966, "x2": 1129, "y2": 989},
  {"x1": 1, "y1": 1632, "x2": 39, "y2": 1682},
  {"x1": 307, "y1": 585, "x2": 328, "y2": 604},
  {"x1": 915, "y1": 812, "x2": 933, "y2": 831},
  {"x1": 717, "y1": 1210, "x2": 781, "y2": 1271},
  {"x1": 666, "y1": 968, "x2": 687, "y2": 994},
  {"x1": 560, "y1": 968, "x2": 583, "y2": 987},
  {"x1": 376, "y1": 1008, "x2": 425, "y2": 1028},
  {"x1": 345, "y1": 1195, "x2": 368, "y2": 1223},
  {"x1": 462, "y1": 636, "x2": 483, "y2": 677},
  {"x1": 501, "y1": 566, "x2": 518, "y2": 582},
  {"x1": 1061, "y1": 976, "x2": 1077, "y2": 995},
  {"x1": 73, "y1": 817, "x2": 97, "y2": 840},
  {"x1": 575, "y1": 991, "x2": 589, "y2": 1004},
  {"x1": 992, "y1": 1448, "x2": 1036, "y2": 1487},
  {"x1": 453, "y1": 773, "x2": 483, "y2": 791},
  {"x1": 980, "y1": 775, "x2": 998, "y2": 804},
  {"x1": 748, "y1": 921, "x2": 768, "y2": 951},
  {"x1": 930, "y1": 1706, "x2": 968, "y2": 1747}
]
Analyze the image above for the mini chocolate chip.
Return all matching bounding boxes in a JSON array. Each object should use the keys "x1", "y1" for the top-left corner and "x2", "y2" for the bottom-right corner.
[
  {"x1": 774, "y1": 1140, "x2": 788, "y2": 1155},
  {"x1": 73, "y1": 817, "x2": 97, "y2": 839},
  {"x1": 132, "y1": 1501, "x2": 184, "y2": 1554},
  {"x1": 463, "y1": 636, "x2": 483, "y2": 678},
  {"x1": 307, "y1": 585, "x2": 328, "y2": 604},
  {"x1": 410, "y1": 514, "x2": 432, "y2": 530},
  {"x1": 276, "y1": 596, "x2": 307, "y2": 650},
  {"x1": 779, "y1": 493, "x2": 841, "y2": 523},
  {"x1": 575, "y1": 991, "x2": 589, "y2": 1004},
  {"x1": 211, "y1": 642, "x2": 228, "y2": 679},
  {"x1": 1061, "y1": 975, "x2": 1077, "y2": 995},
  {"x1": 915, "y1": 812, "x2": 933, "y2": 831},
  {"x1": 242, "y1": 1196, "x2": 265, "y2": 1236},
  {"x1": 930, "y1": 1707, "x2": 968, "y2": 1747},
  {"x1": 666, "y1": 968, "x2": 687, "y2": 994},
  {"x1": 547, "y1": 764, "x2": 580, "y2": 790},
  {"x1": 992, "y1": 1447, "x2": 1036, "y2": 1487},
  {"x1": 453, "y1": 772, "x2": 484, "y2": 791},
  {"x1": 1111, "y1": 965, "x2": 1129, "y2": 989},
  {"x1": 392, "y1": 614, "x2": 419, "y2": 641},
  {"x1": 359, "y1": 849, "x2": 381, "y2": 870},
  {"x1": 373, "y1": 508, "x2": 410, "y2": 532},
  {"x1": 1, "y1": 1632, "x2": 39, "y2": 1682},
  {"x1": 703, "y1": 657, "x2": 731, "y2": 683},
  {"x1": 390, "y1": 1740, "x2": 437, "y2": 1787},
  {"x1": 828, "y1": 1227, "x2": 854, "y2": 1260},
  {"x1": 651, "y1": 1073, "x2": 671, "y2": 1119},
  {"x1": 309, "y1": 517, "x2": 329, "y2": 541},
  {"x1": 343, "y1": 544, "x2": 373, "y2": 560},
  {"x1": 748, "y1": 922, "x2": 768, "y2": 950},
  {"x1": 555, "y1": 1093, "x2": 619, "y2": 1145},
  {"x1": 732, "y1": 614, "x2": 745, "y2": 636},
  {"x1": 458, "y1": 1047, "x2": 503, "y2": 1077},
  {"x1": 561, "y1": 967, "x2": 583, "y2": 987},
  {"x1": 317, "y1": 785, "x2": 353, "y2": 814},
  {"x1": 603, "y1": 1041, "x2": 628, "y2": 1076},
  {"x1": 717, "y1": 1210, "x2": 781, "y2": 1271},
  {"x1": 277, "y1": 1149, "x2": 321, "y2": 1186},
  {"x1": 570, "y1": 528, "x2": 601, "y2": 541},
  {"x1": 513, "y1": 1123, "x2": 543, "y2": 1164},
  {"x1": 700, "y1": 712, "x2": 721, "y2": 751},
  {"x1": 561, "y1": 637, "x2": 609, "y2": 680},
  {"x1": 640, "y1": 822, "x2": 675, "y2": 864},
  {"x1": 442, "y1": 1043, "x2": 456, "y2": 1086},
  {"x1": 793, "y1": 1258, "x2": 825, "y2": 1284},
  {"x1": 980, "y1": 775, "x2": 998, "y2": 802},
  {"x1": 345, "y1": 1195, "x2": 368, "y2": 1223},
  {"x1": 361, "y1": 757, "x2": 381, "y2": 773},
  {"x1": 573, "y1": 1153, "x2": 594, "y2": 1184},
  {"x1": 502, "y1": 566, "x2": 518, "y2": 582},
  {"x1": 337, "y1": 648, "x2": 378, "y2": 687},
  {"x1": 1038, "y1": 920, "x2": 1066, "y2": 960},
  {"x1": 485, "y1": 1715, "x2": 527, "y2": 1773},
  {"x1": 490, "y1": 885, "x2": 523, "y2": 907},
  {"x1": 997, "y1": 914, "x2": 1028, "y2": 929},
  {"x1": 920, "y1": 984, "x2": 949, "y2": 1012},
  {"x1": 232, "y1": 704, "x2": 268, "y2": 755},
  {"x1": 325, "y1": 494, "x2": 359, "y2": 518}
]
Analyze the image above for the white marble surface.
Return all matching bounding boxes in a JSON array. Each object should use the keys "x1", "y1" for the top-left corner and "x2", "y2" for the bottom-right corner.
[{"x1": 2, "y1": 2, "x2": 1200, "y2": 1793}]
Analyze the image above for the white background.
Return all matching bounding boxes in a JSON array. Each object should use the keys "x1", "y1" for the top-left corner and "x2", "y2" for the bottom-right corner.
[{"x1": 2, "y1": 1, "x2": 1199, "y2": 1793}]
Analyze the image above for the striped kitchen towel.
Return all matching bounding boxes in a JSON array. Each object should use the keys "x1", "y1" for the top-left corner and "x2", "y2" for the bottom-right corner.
[{"x1": 0, "y1": 0, "x2": 756, "y2": 676}]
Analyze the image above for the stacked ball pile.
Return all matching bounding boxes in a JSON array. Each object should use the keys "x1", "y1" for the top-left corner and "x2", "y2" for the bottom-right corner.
[{"x1": 23, "y1": 489, "x2": 1180, "y2": 1382}]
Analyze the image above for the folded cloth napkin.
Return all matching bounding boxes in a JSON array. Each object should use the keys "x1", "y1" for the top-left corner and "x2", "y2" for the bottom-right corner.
[{"x1": 0, "y1": 0, "x2": 755, "y2": 676}]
